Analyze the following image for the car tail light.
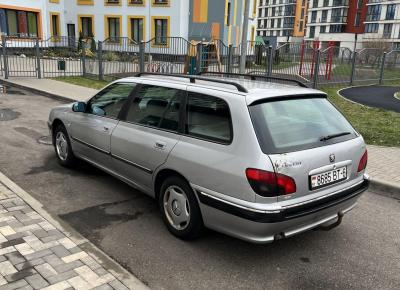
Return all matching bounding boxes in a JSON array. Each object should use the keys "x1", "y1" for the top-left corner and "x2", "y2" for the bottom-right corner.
[
  {"x1": 246, "y1": 168, "x2": 296, "y2": 197},
  {"x1": 357, "y1": 150, "x2": 368, "y2": 172}
]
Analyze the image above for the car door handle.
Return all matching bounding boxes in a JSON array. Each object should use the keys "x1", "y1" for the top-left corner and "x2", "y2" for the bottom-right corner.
[{"x1": 154, "y1": 141, "x2": 166, "y2": 150}]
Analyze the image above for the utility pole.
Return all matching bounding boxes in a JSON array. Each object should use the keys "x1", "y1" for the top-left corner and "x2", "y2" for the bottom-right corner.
[{"x1": 239, "y1": 0, "x2": 251, "y2": 74}]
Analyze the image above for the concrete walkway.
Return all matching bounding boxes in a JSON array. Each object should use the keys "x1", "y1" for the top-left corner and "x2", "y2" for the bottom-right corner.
[
  {"x1": 0, "y1": 78, "x2": 98, "y2": 102},
  {"x1": 0, "y1": 172, "x2": 148, "y2": 290}
]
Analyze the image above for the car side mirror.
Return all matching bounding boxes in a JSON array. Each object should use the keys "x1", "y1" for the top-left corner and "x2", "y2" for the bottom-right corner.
[{"x1": 72, "y1": 102, "x2": 86, "y2": 112}]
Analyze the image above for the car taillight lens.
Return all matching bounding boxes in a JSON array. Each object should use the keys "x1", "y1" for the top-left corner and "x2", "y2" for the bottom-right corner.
[
  {"x1": 357, "y1": 150, "x2": 368, "y2": 172},
  {"x1": 246, "y1": 168, "x2": 296, "y2": 197}
]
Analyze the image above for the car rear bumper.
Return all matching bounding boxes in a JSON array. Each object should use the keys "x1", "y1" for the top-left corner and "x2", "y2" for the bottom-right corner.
[{"x1": 196, "y1": 178, "x2": 369, "y2": 243}]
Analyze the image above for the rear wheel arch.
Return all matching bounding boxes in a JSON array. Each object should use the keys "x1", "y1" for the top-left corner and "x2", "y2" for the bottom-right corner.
[{"x1": 154, "y1": 169, "x2": 193, "y2": 201}]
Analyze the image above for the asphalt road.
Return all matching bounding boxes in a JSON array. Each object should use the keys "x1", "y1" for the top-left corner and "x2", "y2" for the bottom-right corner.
[
  {"x1": 0, "y1": 88, "x2": 400, "y2": 290},
  {"x1": 340, "y1": 85, "x2": 400, "y2": 113}
]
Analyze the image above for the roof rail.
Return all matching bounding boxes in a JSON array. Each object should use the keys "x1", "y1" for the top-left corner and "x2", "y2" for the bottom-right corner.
[
  {"x1": 197, "y1": 72, "x2": 309, "y2": 88},
  {"x1": 134, "y1": 72, "x2": 248, "y2": 93}
]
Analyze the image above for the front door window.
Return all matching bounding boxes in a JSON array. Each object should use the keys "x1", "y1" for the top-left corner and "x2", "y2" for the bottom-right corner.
[{"x1": 87, "y1": 83, "x2": 136, "y2": 118}]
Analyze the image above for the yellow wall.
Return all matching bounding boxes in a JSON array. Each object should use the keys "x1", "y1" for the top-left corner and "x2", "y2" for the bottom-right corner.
[
  {"x1": 293, "y1": 0, "x2": 308, "y2": 37},
  {"x1": 77, "y1": 0, "x2": 93, "y2": 5}
]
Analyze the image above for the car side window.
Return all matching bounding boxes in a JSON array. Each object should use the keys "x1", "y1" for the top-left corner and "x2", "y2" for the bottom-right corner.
[
  {"x1": 125, "y1": 85, "x2": 182, "y2": 131},
  {"x1": 87, "y1": 83, "x2": 136, "y2": 118},
  {"x1": 186, "y1": 92, "x2": 232, "y2": 144}
]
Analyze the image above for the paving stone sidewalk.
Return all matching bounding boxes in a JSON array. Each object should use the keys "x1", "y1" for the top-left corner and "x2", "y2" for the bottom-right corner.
[
  {"x1": 0, "y1": 181, "x2": 144, "y2": 290},
  {"x1": 367, "y1": 145, "x2": 400, "y2": 189}
]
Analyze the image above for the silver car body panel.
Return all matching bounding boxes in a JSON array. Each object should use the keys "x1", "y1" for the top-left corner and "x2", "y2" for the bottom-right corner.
[{"x1": 48, "y1": 76, "x2": 369, "y2": 243}]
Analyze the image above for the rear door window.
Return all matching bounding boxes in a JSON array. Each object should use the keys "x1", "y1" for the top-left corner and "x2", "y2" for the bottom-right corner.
[
  {"x1": 249, "y1": 97, "x2": 357, "y2": 154},
  {"x1": 125, "y1": 85, "x2": 183, "y2": 132},
  {"x1": 186, "y1": 93, "x2": 232, "y2": 144}
]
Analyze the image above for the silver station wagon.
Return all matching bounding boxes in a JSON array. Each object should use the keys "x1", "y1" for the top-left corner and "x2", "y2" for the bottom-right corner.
[{"x1": 48, "y1": 73, "x2": 369, "y2": 243}]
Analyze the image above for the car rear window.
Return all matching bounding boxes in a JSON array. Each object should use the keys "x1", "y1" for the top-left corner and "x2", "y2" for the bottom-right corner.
[
  {"x1": 186, "y1": 93, "x2": 232, "y2": 144},
  {"x1": 249, "y1": 96, "x2": 357, "y2": 154}
]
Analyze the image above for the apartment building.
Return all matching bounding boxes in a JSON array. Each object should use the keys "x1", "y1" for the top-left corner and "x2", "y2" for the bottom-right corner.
[
  {"x1": 0, "y1": 0, "x2": 257, "y2": 45},
  {"x1": 189, "y1": 0, "x2": 257, "y2": 45},
  {"x1": 363, "y1": 0, "x2": 400, "y2": 49},
  {"x1": 256, "y1": 0, "x2": 308, "y2": 46}
]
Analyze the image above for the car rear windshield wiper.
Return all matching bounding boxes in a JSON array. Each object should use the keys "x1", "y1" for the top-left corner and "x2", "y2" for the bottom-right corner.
[{"x1": 320, "y1": 132, "x2": 351, "y2": 142}]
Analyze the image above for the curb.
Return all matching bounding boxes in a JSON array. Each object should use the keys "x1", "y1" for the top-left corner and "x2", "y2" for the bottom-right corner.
[
  {"x1": 368, "y1": 178, "x2": 400, "y2": 198},
  {"x1": 395, "y1": 91, "x2": 400, "y2": 101},
  {"x1": 0, "y1": 171, "x2": 149, "y2": 290},
  {"x1": 0, "y1": 78, "x2": 76, "y2": 103}
]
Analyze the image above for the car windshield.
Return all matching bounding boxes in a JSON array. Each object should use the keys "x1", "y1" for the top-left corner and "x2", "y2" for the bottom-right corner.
[{"x1": 249, "y1": 96, "x2": 357, "y2": 154}]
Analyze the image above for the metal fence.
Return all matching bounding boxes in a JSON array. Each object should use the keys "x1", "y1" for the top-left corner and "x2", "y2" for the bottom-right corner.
[{"x1": 1, "y1": 36, "x2": 399, "y2": 88}]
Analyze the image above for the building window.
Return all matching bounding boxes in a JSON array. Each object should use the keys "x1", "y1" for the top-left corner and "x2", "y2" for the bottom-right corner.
[
  {"x1": 226, "y1": 2, "x2": 231, "y2": 26},
  {"x1": 50, "y1": 13, "x2": 60, "y2": 38},
  {"x1": 106, "y1": 17, "x2": 121, "y2": 41},
  {"x1": 129, "y1": 17, "x2": 144, "y2": 43},
  {"x1": 299, "y1": 21, "x2": 303, "y2": 32},
  {"x1": 320, "y1": 26, "x2": 326, "y2": 33},
  {"x1": 323, "y1": 0, "x2": 329, "y2": 6},
  {"x1": 354, "y1": 12, "x2": 361, "y2": 27},
  {"x1": 128, "y1": 0, "x2": 145, "y2": 5},
  {"x1": 2, "y1": 9, "x2": 39, "y2": 38},
  {"x1": 105, "y1": 0, "x2": 121, "y2": 5},
  {"x1": 365, "y1": 23, "x2": 379, "y2": 33},
  {"x1": 330, "y1": 24, "x2": 344, "y2": 33},
  {"x1": 153, "y1": 17, "x2": 169, "y2": 45},
  {"x1": 79, "y1": 16, "x2": 94, "y2": 38},
  {"x1": 152, "y1": 0, "x2": 169, "y2": 6},
  {"x1": 311, "y1": 11, "x2": 317, "y2": 23},
  {"x1": 309, "y1": 26, "x2": 315, "y2": 38},
  {"x1": 366, "y1": 5, "x2": 381, "y2": 21},
  {"x1": 321, "y1": 10, "x2": 328, "y2": 22},
  {"x1": 386, "y1": 4, "x2": 396, "y2": 20},
  {"x1": 383, "y1": 24, "x2": 393, "y2": 38},
  {"x1": 331, "y1": 8, "x2": 347, "y2": 23}
]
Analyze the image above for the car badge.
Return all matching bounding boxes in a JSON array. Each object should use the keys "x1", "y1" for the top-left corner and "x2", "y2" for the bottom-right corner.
[{"x1": 329, "y1": 154, "x2": 335, "y2": 163}]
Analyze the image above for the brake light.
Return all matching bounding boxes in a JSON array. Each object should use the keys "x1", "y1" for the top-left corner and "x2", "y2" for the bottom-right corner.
[
  {"x1": 357, "y1": 150, "x2": 368, "y2": 172},
  {"x1": 246, "y1": 168, "x2": 296, "y2": 197}
]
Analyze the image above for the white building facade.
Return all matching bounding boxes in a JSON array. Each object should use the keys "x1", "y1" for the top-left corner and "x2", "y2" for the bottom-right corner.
[
  {"x1": 0, "y1": 0, "x2": 189, "y2": 43},
  {"x1": 363, "y1": 0, "x2": 400, "y2": 49}
]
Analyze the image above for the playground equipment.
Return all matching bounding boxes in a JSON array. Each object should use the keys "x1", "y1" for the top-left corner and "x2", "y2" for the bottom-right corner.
[
  {"x1": 184, "y1": 39, "x2": 222, "y2": 74},
  {"x1": 299, "y1": 40, "x2": 336, "y2": 80}
]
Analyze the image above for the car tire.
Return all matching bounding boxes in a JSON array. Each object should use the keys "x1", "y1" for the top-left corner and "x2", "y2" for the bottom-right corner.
[
  {"x1": 53, "y1": 124, "x2": 77, "y2": 167},
  {"x1": 159, "y1": 176, "x2": 204, "y2": 240}
]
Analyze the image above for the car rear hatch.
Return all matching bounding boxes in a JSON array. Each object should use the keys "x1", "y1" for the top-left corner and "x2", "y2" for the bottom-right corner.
[{"x1": 248, "y1": 95, "x2": 367, "y2": 204}]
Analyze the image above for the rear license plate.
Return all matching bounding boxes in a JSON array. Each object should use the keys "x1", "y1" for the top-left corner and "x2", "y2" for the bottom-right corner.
[{"x1": 310, "y1": 166, "x2": 347, "y2": 190}]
